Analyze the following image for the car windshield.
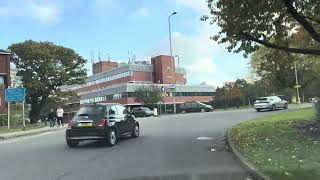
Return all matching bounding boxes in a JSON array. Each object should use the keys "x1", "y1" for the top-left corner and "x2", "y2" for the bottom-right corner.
[
  {"x1": 2, "y1": 0, "x2": 320, "y2": 180},
  {"x1": 197, "y1": 102, "x2": 208, "y2": 106}
]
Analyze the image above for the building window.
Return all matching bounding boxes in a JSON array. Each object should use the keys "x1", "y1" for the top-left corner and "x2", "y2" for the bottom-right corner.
[{"x1": 0, "y1": 76, "x2": 4, "y2": 85}]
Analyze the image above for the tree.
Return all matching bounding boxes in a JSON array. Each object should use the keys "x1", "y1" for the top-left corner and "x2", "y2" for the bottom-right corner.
[
  {"x1": 9, "y1": 40, "x2": 87, "y2": 123},
  {"x1": 134, "y1": 86, "x2": 162, "y2": 105},
  {"x1": 213, "y1": 81, "x2": 242, "y2": 109},
  {"x1": 212, "y1": 79, "x2": 275, "y2": 109},
  {"x1": 250, "y1": 45, "x2": 320, "y2": 98},
  {"x1": 202, "y1": 0, "x2": 320, "y2": 57}
]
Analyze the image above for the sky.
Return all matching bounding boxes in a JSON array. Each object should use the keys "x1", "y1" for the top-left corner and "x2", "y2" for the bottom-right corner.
[{"x1": 0, "y1": 0, "x2": 249, "y2": 88}]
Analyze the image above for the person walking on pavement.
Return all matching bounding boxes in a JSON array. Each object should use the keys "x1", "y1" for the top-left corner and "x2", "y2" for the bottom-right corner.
[
  {"x1": 56, "y1": 107, "x2": 64, "y2": 127},
  {"x1": 48, "y1": 109, "x2": 56, "y2": 127}
]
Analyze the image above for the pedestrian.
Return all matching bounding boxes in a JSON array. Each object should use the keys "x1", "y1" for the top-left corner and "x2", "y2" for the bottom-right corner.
[
  {"x1": 48, "y1": 109, "x2": 56, "y2": 127},
  {"x1": 56, "y1": 107, "x2": 64, "y2": 127}
]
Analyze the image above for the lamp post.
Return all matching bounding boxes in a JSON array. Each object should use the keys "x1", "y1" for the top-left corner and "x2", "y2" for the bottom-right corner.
[
  {"x1": 168, "y1": 11, "x2": 177, "y2": 114},
  {"x1": 175, "y1": 55, "x2": 182, "y2": 97}
]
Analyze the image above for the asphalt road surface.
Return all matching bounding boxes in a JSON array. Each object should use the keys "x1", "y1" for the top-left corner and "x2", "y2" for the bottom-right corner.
[{"x1": 0, "y1": 107, "x2": 306, "y2": 180}]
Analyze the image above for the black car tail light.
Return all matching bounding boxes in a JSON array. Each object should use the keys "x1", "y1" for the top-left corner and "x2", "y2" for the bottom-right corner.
[
  {"x1": 98, "y1": 119, "x2": 108, "y2": 127},
  {"x1": 67, "y1": 119, "x2": 76, "y2": 129}
]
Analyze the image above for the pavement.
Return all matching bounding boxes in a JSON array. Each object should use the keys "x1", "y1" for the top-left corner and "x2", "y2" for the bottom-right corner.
[
  {"x1": 0, "y1": 126, "x2": 66, "y2": 140},
  {"x1": 0, "y1": 106, "x2": 309, "y2": 180}
]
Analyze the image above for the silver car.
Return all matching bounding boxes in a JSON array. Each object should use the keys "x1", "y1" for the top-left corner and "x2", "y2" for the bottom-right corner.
[{"x1": 254, "y1": 96, "x2": 288, "y2": 112}]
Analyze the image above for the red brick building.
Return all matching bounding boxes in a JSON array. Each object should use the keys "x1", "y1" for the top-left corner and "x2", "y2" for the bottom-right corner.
[
  {"x1": 62, "y1": 55, "x2": 215, "y2": 118},
  {"x1": 0, "y1": 50, "x2": 11, "y2": 113}
]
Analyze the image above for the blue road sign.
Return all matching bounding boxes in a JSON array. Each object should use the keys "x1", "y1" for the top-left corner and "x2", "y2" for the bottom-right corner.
[{"x1": 5, "y1": 87, "x2": 26, "y2": 102}]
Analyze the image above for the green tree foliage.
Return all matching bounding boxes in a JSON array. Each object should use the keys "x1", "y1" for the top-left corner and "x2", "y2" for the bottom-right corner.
[
  {"x1": 8, "y1": 40, "x2": 87, "y2": 123},
  {"x1": 203, "y1": 0, "x2": 320, "y2": 57},
  {"x1": 213, "y1": 81, "x2": 242, "y2": 109},
  {"x1": 250, "y1": 45, "x2": 320, "y2": 98},
  {"x1": 134, "y1": 86, "x2": 162, "y2": 105},
  {"x1": 212, "y1": 79, "x2": 277, "y2": 109}
]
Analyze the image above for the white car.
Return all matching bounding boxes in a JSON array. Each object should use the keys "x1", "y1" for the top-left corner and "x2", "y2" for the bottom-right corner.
[{"x1": 254, "y1": 96, "x2": 288, "y2": 112}]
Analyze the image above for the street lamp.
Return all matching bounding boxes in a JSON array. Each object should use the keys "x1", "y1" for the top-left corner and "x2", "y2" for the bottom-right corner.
[
  {"x1": 175, "y1": 55, "x2": 182, "y2": 97},
  {"x1": 175, "y1": 55, "x2": 180, "y2": 70},
  {"x1": 168, "y1": 11, "x2": 178, "y2": 114}
]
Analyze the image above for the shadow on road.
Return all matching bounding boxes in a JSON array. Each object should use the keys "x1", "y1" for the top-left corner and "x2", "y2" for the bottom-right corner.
[{"x1": 71, "y1": 136, "x2": 137, "y2": 149}]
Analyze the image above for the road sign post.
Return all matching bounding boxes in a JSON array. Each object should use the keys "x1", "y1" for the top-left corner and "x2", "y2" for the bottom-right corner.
[
  {"x1": 7, "y1": 102, "x2": 10, "y2": 129},
  {"x1": 22, "y1": 101, "x2": 25, "y2": 131},
  {"x1": 5, "y1": 87, "x2": 26, "y2": 130}
]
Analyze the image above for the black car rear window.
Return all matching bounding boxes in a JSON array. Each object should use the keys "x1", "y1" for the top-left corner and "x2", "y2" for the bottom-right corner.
[{"x1": 76, "y1": 106, "x2": 106, "y2": 116}]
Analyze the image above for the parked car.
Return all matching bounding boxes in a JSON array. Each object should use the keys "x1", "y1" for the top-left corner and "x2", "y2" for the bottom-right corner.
[
  {"x1": 254, "y1": 96, "x2": 288, "y2": 112},
  {"x1": 309, "y1": 97, "x2": 318, "y2": 103},
  {"x1": 65, "y1": 103, "x2": 139, "y2": 148},
  {"x1": 131, "y1": 107, "x2": 154, "y2": 117},
  {"x1": 277, "y1": 95, "x2": 291, "y2": 103},
  {"x1": 179, "y1": 101, "x2": 213, "y2": 113}
]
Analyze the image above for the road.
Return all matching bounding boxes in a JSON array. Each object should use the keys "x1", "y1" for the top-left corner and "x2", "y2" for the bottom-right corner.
[{"x1": 0, "y1": 107, "x2": 305, "y2": 180}]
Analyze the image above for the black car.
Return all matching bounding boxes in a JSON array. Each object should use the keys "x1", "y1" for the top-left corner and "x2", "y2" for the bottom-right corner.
[
  {"x1": 131, "y1": 107, "x2": 154, "y2": 117},
  {"x1": 66, "y1": 103, "x2": 139, "y2": 148},
  {"x1": 179, "y1": 101, "x2": 213, "y2": 113}
]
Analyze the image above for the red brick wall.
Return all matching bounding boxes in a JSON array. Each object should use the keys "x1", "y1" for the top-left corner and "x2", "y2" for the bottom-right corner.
[
  {"x1": 97, "y1": 96, "x2": 213, "y2": 105},
  {"x1": 76, "y1": 77, "x2": 130, "y2": 93},
  {"x1": 130, "y1": 72, "x2": 152, "y2": 82},
  {"x1": 152, "y1": 55, "x2": 175, "y2": 84},
  {"x1": 0, "y1": 54, "x2": 10, "y2": 113},
  {"x1": 76, "y1": 72, "x2": 153, "y2": 93},
  {"x1": 93, "y1": 61, "x2": 119, "y2": 74},
  {"x1": 175, "y1": 73, "x2": 186, "y2": 84},
  {"x1": 163, "y1": 96, "x2": 213, "y2": 103},
  {"x1": 0, "y1": 55, "x2": 10, "y2": 74}
]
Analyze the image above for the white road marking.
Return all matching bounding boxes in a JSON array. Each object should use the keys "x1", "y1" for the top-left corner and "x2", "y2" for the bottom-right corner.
[
  {"x1": 196, "y1": 137, "x2": 213, "y2": 140},
  {"x1": 0, "y1": 130, "x2": 64, "y2": 144}
]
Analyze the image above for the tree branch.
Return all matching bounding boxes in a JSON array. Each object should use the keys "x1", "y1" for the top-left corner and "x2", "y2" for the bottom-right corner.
[
  {"x1": 282, "y1": 0, "x2": 320, "y2": 42},
  {"x1": 302, "y1": 15, "x2": 320, "y2": 24},
  {"x1": 239, "y1": 32, "x2": 320, "y2": 55}
]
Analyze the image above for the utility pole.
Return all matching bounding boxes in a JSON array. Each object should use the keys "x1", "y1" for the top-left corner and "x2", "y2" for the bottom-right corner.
[{"x1": 294, "y1": 61, "x2": 301, "y2": 104}]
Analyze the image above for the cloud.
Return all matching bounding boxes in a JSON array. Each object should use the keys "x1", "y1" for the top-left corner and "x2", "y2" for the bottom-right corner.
[
  {"x1": 144, "y1": 20, "x2": 248, "y2": 88},
  {"x1": 172, "y1": 0, "x2": 208, "y2": 13},
  {"x1": 144, "y1": 24, "x2": 223, "y2": 87},
  {"x1": 128, "y1": 8, "x2": 150, "y2": 19},
  {"x1": 0, "y1": 0, "x2": 60, "y2": 24}
]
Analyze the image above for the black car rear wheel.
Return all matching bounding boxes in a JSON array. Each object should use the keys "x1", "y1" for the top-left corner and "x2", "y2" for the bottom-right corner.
[
  {"x1": 106, "y1": 129, "x2": 117, "y2": 146},
  {"x1": 66, "y1": 139, "x2": 79, "y2": 148},
  {"x1": 284, "y1": 104, "x2": 288, "y2": 109},
  {"x1": 132, "y1": 124, "x2": 139, "y2": 138}
]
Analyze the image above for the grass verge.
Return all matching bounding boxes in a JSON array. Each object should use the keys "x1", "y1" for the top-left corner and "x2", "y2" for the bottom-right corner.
[
  {"x1": 0, "y1": 122, "x2": 46, "y2": 134},
  {"x1": 231, "y1": 108, "x2": 319, "y2": 180}
]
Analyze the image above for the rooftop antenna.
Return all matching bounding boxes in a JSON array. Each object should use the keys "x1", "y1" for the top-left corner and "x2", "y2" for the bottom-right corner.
[
  {"x1": 107, "y1": 53, "x2": 111, "y2": 61},
  {"x1": 98, "y1": 52, "x2": 101, "y2": 62},
  {"x1": 128, "y1": 51, "x2": 131, "y2": 64},
  {"x1": 90, "y1": 51, "x2": 94, "y2": 64},
  {"x1": 133, "y1": 54, "x2": 136, "y2": 63}
]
